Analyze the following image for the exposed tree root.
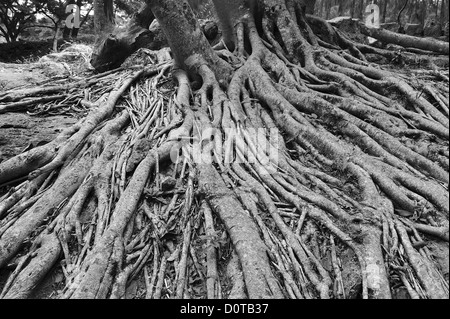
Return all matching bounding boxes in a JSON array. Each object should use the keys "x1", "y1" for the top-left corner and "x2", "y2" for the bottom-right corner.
[
  {"x1": 0, "y1": 0, "x2": 448, "y2": 299},
  {"x1": 359, "y1": 24, "x2": 449, "y2": 55}
]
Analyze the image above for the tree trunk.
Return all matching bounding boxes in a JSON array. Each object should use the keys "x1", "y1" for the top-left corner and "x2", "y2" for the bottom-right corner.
[
  {"x1": 93, "y1": 0, "x2": 115, "y2": 40},
  {"x1": 304, "y1": 0, "x2": 316, "y2": 14},
  {"x1": 360, "y1": 22, "x2": 449, "y2": 54},
  {"x1": 440, "y1": 0, "x2": 448, "y2": 27},
  {"x1": 150, "y1": 0, "x2": 231, "y2": 79},
  {"x1": 318, "y1": 0, "x2": 323, "y2": 17},
  {"x1": 325, "y1": 0, "x2": 331, "y2": 19},
  {"x1": 338, "y1": 0, "x2": 345, "y2": 16},
  {"x1": 3, "y1": 33, "x2": 11, "y2": 43},
  {"x1": 381, "y1": 0, "x2": 388, "y2": 23},
  {"x1": 90, "y1": 2, "x2": 220, "y2": 72}
]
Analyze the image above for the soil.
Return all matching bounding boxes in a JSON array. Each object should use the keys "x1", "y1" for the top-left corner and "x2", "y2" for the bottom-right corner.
[{"x1": 0, "y1": 113, "x2": 78, "y2": 165}]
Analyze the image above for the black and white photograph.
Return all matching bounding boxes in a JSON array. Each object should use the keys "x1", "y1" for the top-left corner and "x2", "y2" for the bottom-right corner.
[{"x1": 0, "y1": 0, "x2": 448, "y2": 308}]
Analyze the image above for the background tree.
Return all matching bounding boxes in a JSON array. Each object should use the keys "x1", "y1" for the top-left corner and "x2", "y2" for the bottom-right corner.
[
  {"x1": 302, "y1": 0, "x2": 449, "y2": 38},
  {"x1": 0, "y1": 0, "x2": 46, "y2": 42},
  {"x1": 93, "y1": 0, "x2": 114, "y2": 40},
  {"x1": 61, "y1": 0, "x2": 87, "y2": 41},
  {"x1": 440, "y1": 0, "x2": 449, "y2": 27}
]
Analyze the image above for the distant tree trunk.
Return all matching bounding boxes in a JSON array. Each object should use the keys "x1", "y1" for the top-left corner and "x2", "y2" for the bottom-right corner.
[
  {"x1": 71, "y1": 0, "x2": 83, "y2": 39},
  {"x1": 354, "y1": 0, "x2": 365, "y2": 20},
  {"x1": 351, "y1": 0, "x2": 356, "y2": 18},
  {"x1": 1, "y1": 0, "x2": 449, "y2": 302},
  {"x1": 406, "y1": 0, "x2": 415, "y2": 23},
  {"x1": 63, "y1": 0, "x2": 74, "y2": 41},
  {"x1": 381, "y1": 0, "x2": 388, "y2": 23},
  {"x1": 419, "y1": 0, "x2": 427, "y2": 26},
  {"x1": 61, "y1": 0, "x2": 83, "y2": 41},
  {"x1": 79, "y1": 5, "x2": 93, "y2": 28},
  {"x1": 440, "y1": 0, "x2": 449, "y2": 27},
  {"x1": 318, "y1": 0, "x2": 324, "y2": 17},
  {"x1": 53, "y1": 21, "x2": 60, "y2": 52},
  {"x1": 94, "y1": 0, "x2": 115, "y2": 39}
]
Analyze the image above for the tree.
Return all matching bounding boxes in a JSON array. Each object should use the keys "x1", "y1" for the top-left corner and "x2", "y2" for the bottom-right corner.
[
  {"x1": 39, "y1": 0, "x2": 86, "y2": 50},
  {"x1": 93, "y1": 0, "x2": 114, "y2": 38},
  {"x1": 60, "y1": 0, "x2": 88, "y2": 41},
  {"x1": 0, "y1": 0, "x2": 448, "y2": 299},
  {"x1": 89, "y1": 2, "x2": 158, "y2": 72},
  {"x1": 304, "y1": 0, "x2": 316, "y2": 14},
  {"x1": 0, "y1": 0, "x2": 46, "y2": 42},
  {"x1": 324, "y1": 0, "x2": 332, "y2": 19}
]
